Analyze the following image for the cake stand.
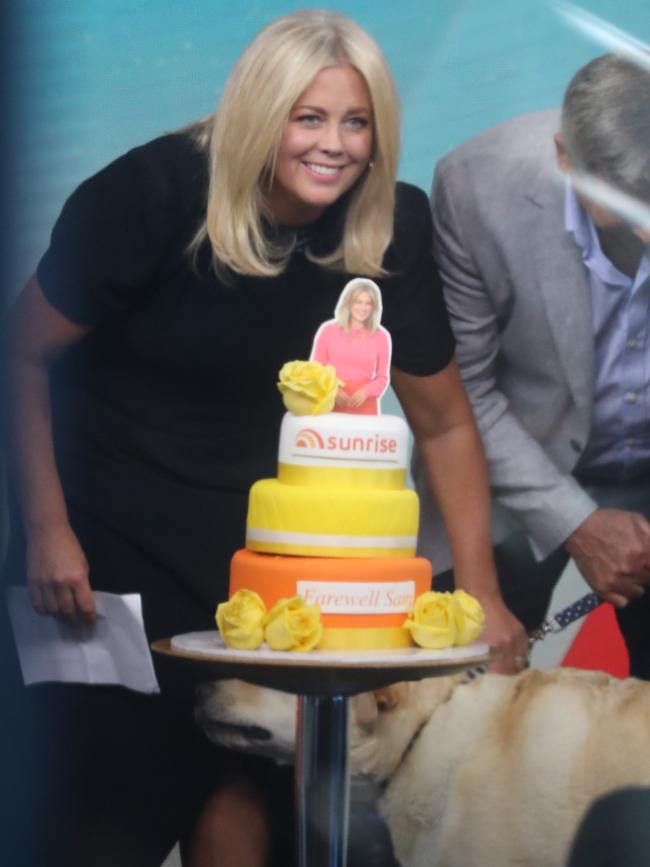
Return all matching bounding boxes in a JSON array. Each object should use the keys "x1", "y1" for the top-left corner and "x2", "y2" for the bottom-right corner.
[{"x1": 152, "y1": 632, "x2": 491, "y2": 867}]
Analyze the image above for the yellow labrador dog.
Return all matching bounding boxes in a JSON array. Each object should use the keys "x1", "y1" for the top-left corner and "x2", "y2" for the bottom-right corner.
[{"x1": 196, "y1": 668, "x2": 650, "y2": 867}]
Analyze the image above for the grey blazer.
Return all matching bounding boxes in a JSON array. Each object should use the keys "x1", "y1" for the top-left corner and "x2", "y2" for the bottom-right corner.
[{"x1": 415, "y1": 109, "x2": 597, "y2": 574}]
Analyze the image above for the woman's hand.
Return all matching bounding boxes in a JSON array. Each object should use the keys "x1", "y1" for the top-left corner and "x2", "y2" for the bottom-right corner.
[
  {"x1": 347, "y1": 388, "x2": 367, "y2": 408},
  {"x1": 335, "y1": 388, "x2": 351, "y2": 408},
  {"x1": 26, "y1": 523, "x2": 96, "y2": 626},
  {"x1": 478, "y1": 593, "x2": 529, "y2": 675}
]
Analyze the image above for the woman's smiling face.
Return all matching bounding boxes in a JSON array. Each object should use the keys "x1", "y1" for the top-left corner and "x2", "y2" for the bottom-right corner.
[
  {"x1": 350, "y1": 290, "x2": 374, "y2": 326},
  {"x1": 267, "y1": 64, "x2": 373, "y2": 226}
]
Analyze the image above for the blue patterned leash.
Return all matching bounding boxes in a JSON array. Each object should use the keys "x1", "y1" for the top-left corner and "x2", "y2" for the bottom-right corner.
[
  {"x1": 463, "y1": 591, "x2": 602, "y2": 680},
  {"x1": 528, "y1": 591, "x2": 601, "y2": 644}
]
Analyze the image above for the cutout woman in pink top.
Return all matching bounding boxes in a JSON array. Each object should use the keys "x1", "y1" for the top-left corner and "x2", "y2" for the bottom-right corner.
[{"x1": 311, "y1": 277, "x2": 392, "y2": 414}]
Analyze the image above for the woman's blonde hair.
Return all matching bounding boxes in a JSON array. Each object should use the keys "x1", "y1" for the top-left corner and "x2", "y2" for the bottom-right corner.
[
  {"x1": 192, "y1": 9, "x2": 400, "y2": 278},
  {"x1": 334, "y1": 278, "x2": 382, "y2": 333}
]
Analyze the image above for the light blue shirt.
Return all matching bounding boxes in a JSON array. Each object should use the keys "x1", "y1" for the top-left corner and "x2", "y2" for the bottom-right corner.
[{"x1": 565, "y1": 182, "x2": 650, "y2": 481}]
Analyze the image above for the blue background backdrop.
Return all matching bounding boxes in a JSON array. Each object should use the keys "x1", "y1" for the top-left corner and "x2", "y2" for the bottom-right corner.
[{"x1": 6, "y1": 0, "x2": 649, "y2": 300}]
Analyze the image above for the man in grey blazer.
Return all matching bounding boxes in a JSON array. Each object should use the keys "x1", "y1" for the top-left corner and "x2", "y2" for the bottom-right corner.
[{"x1": 415, "y1": 54, "x2": 650, "y2": 677}]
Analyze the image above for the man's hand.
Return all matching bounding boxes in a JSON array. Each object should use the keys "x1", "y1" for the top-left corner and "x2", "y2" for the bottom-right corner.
[{"x1": 565, "y1": 508, "x2": 650, "y2": 607}]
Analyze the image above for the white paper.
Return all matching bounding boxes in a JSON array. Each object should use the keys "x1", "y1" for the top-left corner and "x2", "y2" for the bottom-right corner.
[{"x1": 7, "y1": 587, "x2": 160, "y2": 694}]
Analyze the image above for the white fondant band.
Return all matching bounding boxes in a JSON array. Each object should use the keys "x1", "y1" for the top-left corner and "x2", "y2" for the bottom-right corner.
[
  {"x1": 245, "y1": 528, "x2": 417, "y2": 548},
  {"x1": 279, "y1": 412, "x2": 409, "y2": 470}
]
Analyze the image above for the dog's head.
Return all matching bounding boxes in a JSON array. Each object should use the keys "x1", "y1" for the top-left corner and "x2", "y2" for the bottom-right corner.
[
  {"x1": 195, "y1": 679, "x2": 298, "y2": 763},
  {"x1": 196, "y1": 676, "x2": 457, "y2": 781}
]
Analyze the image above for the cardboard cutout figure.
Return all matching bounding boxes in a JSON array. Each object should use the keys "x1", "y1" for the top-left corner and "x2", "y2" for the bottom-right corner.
[{"x1": 310, "y1": 278, "x2": 392, "y2": 415}]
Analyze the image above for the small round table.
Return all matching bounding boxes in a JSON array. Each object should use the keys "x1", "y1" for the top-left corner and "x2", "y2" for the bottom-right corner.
[{"x1": 153, "y1": 632, "x2": 491, "y2": 867}]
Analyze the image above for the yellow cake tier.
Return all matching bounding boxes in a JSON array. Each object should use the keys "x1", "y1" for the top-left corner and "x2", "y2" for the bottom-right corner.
[
  {"x1": 230, "y1": 549, "x2": 432, "y2": 649},
  {"x1": 245, "y1": 479, "x2": 419, "y2": 558},
  {"x1": 277, "y1": 462, "x2": 407, "y2": 489}
]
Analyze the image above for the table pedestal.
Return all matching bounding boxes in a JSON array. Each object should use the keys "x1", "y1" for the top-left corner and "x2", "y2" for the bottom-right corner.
[{"x1": 297, "y1": 695, "x2": 350, "y2": 867}]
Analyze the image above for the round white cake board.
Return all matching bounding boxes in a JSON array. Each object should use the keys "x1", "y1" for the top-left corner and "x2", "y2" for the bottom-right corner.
[{"x1": 171, "y1": 630, "x2": 490, "y2": 669}]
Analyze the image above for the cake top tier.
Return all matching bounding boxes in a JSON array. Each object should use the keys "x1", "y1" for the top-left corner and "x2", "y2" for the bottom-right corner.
[{"x1": 278, "y1": 412, "x2": 410, "y2": 472}]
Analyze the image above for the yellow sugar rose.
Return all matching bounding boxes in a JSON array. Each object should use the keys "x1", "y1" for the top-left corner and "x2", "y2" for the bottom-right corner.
[
  {"x1": 404, "y1": 591, "x2": 457, "y2": 649},
  {"x1": 452, "y1": 589, "x2": 486, "y2": 645},
  {"x1": 263, "y1": 596, "x2": 323, "y2": 652},
  {"x1": 216, "y1": 589, "x2": 267, "y2": 650},
  {"x1": 277, "y1": 360, "x2": 341, "y2": 416}
]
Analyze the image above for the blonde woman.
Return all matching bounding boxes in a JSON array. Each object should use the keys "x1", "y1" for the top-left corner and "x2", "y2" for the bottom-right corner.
[
  {"x1": 311, "y1": 278, "x2": 391, "y2": 413},
  {"x1": 3, "y1": 9, "x2": 527, "y2": 866}
]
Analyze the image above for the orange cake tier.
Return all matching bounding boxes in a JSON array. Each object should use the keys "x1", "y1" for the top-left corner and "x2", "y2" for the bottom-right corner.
[{"x1": 230, "y1": 549, "x2": 432, "y2": 650}]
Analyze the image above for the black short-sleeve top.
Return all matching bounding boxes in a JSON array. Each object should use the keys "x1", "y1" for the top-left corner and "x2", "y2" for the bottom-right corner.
[{"x1": 36, "y1": 132, "x2": 454, "y2": 611}]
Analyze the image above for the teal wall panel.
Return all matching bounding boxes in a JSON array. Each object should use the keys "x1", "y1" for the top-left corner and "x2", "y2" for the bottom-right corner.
[{"x1": 7, "y1": 1, "x2": 650, "y2": 296}]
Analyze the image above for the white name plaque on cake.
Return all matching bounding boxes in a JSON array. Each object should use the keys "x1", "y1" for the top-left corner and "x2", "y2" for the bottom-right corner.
[{"x1": 296, "y1": 580, "x2": 416, "y2": 614}]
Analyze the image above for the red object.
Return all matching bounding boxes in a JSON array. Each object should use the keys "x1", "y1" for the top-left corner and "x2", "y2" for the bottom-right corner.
[{"x1": 561, "y1": 603, "x2": 629, "y2": 678}]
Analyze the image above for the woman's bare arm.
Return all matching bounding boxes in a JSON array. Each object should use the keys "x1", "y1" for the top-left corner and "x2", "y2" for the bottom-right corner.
[
  {"x1": 392, "y1": 361, "x2": 529, "y2": 671},
  {"x1": 5, "y1": 275, "x2": 95, "y2": 624}
]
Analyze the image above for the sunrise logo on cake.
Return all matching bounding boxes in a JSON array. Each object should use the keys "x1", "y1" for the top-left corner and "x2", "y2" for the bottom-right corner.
[
  {"x1": 279, "y1": 413, "x2": 408, "y2": 473},
  {"x1": 293, "y1": 427, "x2": 398, "y2": 461},
  {"x1": 294, "y1": 428, "x2": 326, "y2": 449}
]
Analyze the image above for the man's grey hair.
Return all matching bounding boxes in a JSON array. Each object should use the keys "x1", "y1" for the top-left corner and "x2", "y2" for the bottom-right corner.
[{"x1": 561, "y1": 53, "x2": 650, "y2": 200}]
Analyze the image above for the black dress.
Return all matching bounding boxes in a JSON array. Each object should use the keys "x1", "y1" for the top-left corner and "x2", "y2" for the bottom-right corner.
[
  {"x1": 2, "y1": 130, "x2": 454, "y2": 867},
  {"x1": 34, "y1": 130, "x2": 454, "y2": 639}
]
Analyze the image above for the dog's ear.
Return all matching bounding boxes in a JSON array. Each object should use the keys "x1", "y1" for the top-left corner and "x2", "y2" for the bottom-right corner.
[
  {"x1": 374, "y1": 682, "x2": 408, "y2": 712},
  {"x1": 353, "y1": 683, "x2": 409, "y2": 730}
]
